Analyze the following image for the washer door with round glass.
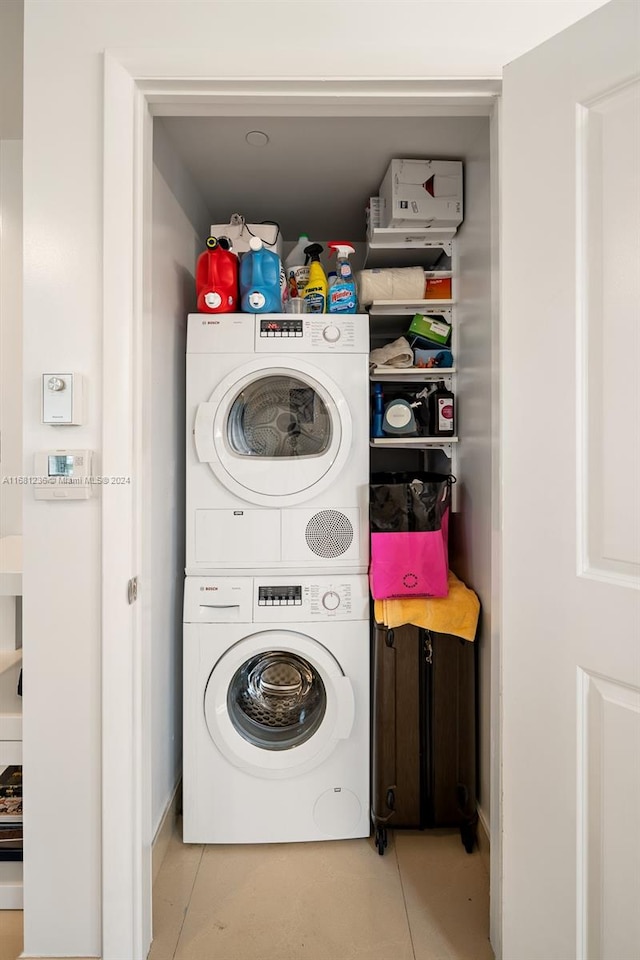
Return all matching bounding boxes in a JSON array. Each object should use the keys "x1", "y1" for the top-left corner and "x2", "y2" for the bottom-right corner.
[
  {"x1": 194, "y1": 358, "x2": 353, "y2": 507},
  {"x1": 204, "y1": 630, "x2": 356, "y2": 780}
]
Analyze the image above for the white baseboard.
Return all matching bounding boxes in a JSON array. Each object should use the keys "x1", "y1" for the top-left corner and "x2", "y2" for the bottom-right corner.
[
  {"x1": 477, "y1": 805, "x2": 490, "y2": 875},
  {"x1": 152, "y1": 780, "x2": 181, "y2": 884}
]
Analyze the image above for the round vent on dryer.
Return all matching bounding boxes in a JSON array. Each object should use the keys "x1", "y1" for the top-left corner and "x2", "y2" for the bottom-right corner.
[{"x1": 305, "y1": 510, "x2": 354, "y2": 559}]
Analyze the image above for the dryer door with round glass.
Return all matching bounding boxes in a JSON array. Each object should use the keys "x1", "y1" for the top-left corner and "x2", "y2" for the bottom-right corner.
[
  {"x1": 203, "y1": 630, "x2": 356, "y2": 780},
  {"x1": 194, "y1": 358, "x2": 353, "y2": 507}
]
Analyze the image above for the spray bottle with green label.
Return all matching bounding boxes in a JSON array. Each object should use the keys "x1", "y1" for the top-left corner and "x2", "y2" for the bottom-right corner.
[{"x1": 327, "y1": 242, "x2": 358, "y2": 314}]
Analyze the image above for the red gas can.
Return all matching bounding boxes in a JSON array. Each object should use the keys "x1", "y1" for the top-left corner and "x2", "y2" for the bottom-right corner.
[{"x1": 196, "y1": 237, "x2": 239, "y2": 313}]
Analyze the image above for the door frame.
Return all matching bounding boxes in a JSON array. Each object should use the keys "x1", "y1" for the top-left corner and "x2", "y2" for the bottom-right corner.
[{"x1": 102, "y1": 55, "x2": 502, "y2": 959}]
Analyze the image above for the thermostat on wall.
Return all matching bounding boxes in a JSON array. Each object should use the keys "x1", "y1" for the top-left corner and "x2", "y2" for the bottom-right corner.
[
  {"x1": 33, "y1": 450, "x2": 93, "y2": 500},
  {"x1": 42, "y1": 372, "x2": 84, "y2": 425}
]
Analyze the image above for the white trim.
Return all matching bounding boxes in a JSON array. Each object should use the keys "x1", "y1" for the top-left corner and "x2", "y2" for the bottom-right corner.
[
  {"x1": 152, "y1": 781, "x2": 181, "y2": 885},
  {"x1": 102, "y1": 57, "x2": 502, "y2": 960},
  {"x1": 489, "y1": 98, "x2": 504, "y2": 960},
  {"x1": 102, "y1": 53, "x2": 151, "y2": 960},
  {"x1": 477, "y1": 805, "x2": 491, "y2": 878}
]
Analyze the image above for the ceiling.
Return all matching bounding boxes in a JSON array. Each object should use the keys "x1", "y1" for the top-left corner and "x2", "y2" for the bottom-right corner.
[
  {"x1": 156, "y1": 115, "x2": 490, "y2": 242},
  {"x1": 153, "y1": 0, "x2": 610, "y2": 243}
]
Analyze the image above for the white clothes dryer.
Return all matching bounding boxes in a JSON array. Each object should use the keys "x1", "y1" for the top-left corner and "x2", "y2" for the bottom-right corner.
[
  {"x1": 186, "y1": 313, "x2": 369, "y2": 576},
  {"x1": 182, "y1": 574, "x2": 370, "y2": 844}
]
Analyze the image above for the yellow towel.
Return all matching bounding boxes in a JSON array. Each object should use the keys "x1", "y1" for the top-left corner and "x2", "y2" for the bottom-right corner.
[{"x1": 374, "y1": 571, "x2": 480, "y2": 642}]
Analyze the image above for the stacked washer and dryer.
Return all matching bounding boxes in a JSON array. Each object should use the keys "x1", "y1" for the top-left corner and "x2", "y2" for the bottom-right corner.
[{"x1": 183, "y1": 312, "x2": 371, "y2": 844}]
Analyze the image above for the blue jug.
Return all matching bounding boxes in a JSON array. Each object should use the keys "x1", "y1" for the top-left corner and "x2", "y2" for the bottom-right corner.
[{"x1": 240, "y1": 236, "x2": 282, "y2": 313}]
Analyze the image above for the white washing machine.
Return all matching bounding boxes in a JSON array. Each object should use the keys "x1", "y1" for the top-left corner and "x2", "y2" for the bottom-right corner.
[
  {"x1": 182, "y1": 574, "x2": 370, "y2": 844},
  {"x1": 186, "y1": 313, "x2": 370, "y2": 576}
]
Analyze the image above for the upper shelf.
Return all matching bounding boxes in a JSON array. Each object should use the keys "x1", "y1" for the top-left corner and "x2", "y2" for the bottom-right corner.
[{"x1": 365, "y1": 227, "x2": 455, "y2": 268}]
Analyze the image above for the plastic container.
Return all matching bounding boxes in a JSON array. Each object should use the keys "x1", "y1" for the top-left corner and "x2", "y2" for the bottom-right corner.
[
  {"x1": 302, "y1": 243, "x2": 328, "y2": 314},
  {"x1": 239, "y1": 236, "x2": 283, "y2": 314},
  {"x1": 284, "y1": 234, "x2": 311, "y2": 273},
  {"x1": 285, "y1": 234, "x2": 312, "y2": 300},
  {"x1": 371, "y1": 383, "x2": 385, "y2": 438},
  {"x1": 195, "y1": 236, "x2": 239, "y2": 313},
  {"x1": 429, "y1": 380, "x2": 456, "y2": 436},
  {"x1": 327, "y1": 242, "x2": 358, "y2": 314}
]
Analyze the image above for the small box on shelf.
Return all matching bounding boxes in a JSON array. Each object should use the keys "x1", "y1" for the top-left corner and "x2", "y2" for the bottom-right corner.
[{"x1": 408, "y1": 313, "x2": 452, "y2": 347}]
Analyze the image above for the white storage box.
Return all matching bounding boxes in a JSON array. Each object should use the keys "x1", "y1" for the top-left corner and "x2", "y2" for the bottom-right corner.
[
  {"x1": 209, "y1": 214, "x2": 283, "y2": 258},
  {"x1": 379, "y1": 160, "x2": 463, "y2": 230}
]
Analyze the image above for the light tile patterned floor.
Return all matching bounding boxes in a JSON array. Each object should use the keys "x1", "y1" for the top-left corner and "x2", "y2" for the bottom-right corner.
[
  {"x1": 150, "y1": 822, "x2": 493, "y2": 960},
  {"x1": 0, "y1": 910, "x2": 22, "y2": 960},
  {"x1": 0, "y1": 825, "x2": 493, "y2": 960}
]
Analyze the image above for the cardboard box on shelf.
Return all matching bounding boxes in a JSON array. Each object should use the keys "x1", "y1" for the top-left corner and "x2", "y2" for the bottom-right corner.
[
  {"x1": 408, "y1": 313, "x2": 452, "y2": 347},
  {"x1": 413, "y1": 347, "x2": 454, "y2": 369},
  {"x1": 379, "y1": 159, "x2": 463, "y2": 230},
  {"x1": 424, "y1": 276, "x2": 452, "y2": 299}
]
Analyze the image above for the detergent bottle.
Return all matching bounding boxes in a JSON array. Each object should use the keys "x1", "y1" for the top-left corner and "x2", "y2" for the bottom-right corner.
[
  {"x1": 239, "y1": 236, "x2": 282, "y2": 313},
  {"x1": 301, "y1": 243, "x2": 328, "y2": 314},
  {"x1": 195, "y1": 236, "x2": 239, "y2": 313},
  {"x1": 285, "y1": 233, "x2": 312, "y2": 300},
  {"x1": 429, "y1": 380, "x2": 456, "y2": 436},
  {"x1": 327, "y1": 242, "x2": 358, "y2": 314},
  {"x1": 371, "y1": 383, "x2": 385, "y2": 438}
]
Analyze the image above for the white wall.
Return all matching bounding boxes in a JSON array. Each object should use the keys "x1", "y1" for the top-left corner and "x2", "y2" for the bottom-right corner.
[
  {"x1": 0, "y1": 141, "x2": 23, "y2": 537},
  {"x1": 148, "y1": 125, "x2": 210, "y2": 836},
  {"x1": 21, "y1": 1, "x2": 608, "y2": 954},
  {"x1": 0, "y1": 141, "x2": 23, "y2": 653}
]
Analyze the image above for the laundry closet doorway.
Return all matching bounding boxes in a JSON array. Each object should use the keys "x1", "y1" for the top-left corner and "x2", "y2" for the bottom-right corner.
[
  {"x1": 102, "y1": 9, "x2": 640, "y2": 955},
  {"x1": 102, "y1": 67, "x2": 500, "y2": 960}
]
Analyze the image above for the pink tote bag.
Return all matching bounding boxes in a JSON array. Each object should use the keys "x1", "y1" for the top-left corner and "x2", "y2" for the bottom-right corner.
[
  {"x1": 369, "y1": 473, "x2": 452, "y2": 600},
  {"x1": 369, "y1": 509, "x2": 449, "y2": 600}
]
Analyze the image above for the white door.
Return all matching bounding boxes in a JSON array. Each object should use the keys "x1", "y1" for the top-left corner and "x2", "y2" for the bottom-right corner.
[{"x1": 501, "y1": 2, "x2": 640, "y2": 958}]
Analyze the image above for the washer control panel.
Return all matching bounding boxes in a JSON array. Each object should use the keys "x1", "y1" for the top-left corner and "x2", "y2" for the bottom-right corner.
[
  {"x1": 309, "y1": 582, "x2": 352, "y2": 616},
  {"x1": 252, "y1": 576, "x2": 368, "y2": 622},
  {"x1": 259, "y1": 318, "x2": 304, "y2": 338},
  {"x1": 258, "y1": 585, "x2": 302, "y2": 606},
  {"x1": 254, "y1": 314, "x2": 369, "y2": 354}
]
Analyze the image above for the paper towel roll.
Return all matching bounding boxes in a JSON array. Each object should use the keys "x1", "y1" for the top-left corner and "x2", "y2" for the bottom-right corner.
[{"x1": 357, "y1": 266, "x2": 425, "y2": 305}]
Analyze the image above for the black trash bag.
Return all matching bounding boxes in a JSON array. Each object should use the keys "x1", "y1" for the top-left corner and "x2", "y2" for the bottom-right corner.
[{"x1": 370, "y1": 472, "x2": 454, "y2": 533}]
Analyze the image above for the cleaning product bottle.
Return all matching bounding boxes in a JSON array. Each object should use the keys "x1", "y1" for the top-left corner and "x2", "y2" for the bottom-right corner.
[
  {"x1": 327, "y1": 242, "x2": 358, "y2": 314},
  {"x1": 301, "y1": 243, "x2": 328, "y2": 314},
  {"x1": 239, "y1": 236, "x2": 282, "y2": 313},
  {"x1": 371, "y1": 383, "x2": 385, "y2": 438},
  {"x1": 429, "y1": 380, "x2": 456, "y2": 436},
  {"x1": 279, "y1": 262, "x2": 289, "y2": 310},
  {"x1": 195, "y1": 236, "x2": 239, "y2": 313},
  {"x1": 285, "y1": 233, "x2": 311, "y2": 300}
]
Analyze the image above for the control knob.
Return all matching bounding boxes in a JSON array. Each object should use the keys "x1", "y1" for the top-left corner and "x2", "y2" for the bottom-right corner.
[
  {"x1": 322, "y1": 590, "x2": 341, "y2": 611},
  {"x1": 322, "y1": 325, "x2": 341, "y2": 343}
]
